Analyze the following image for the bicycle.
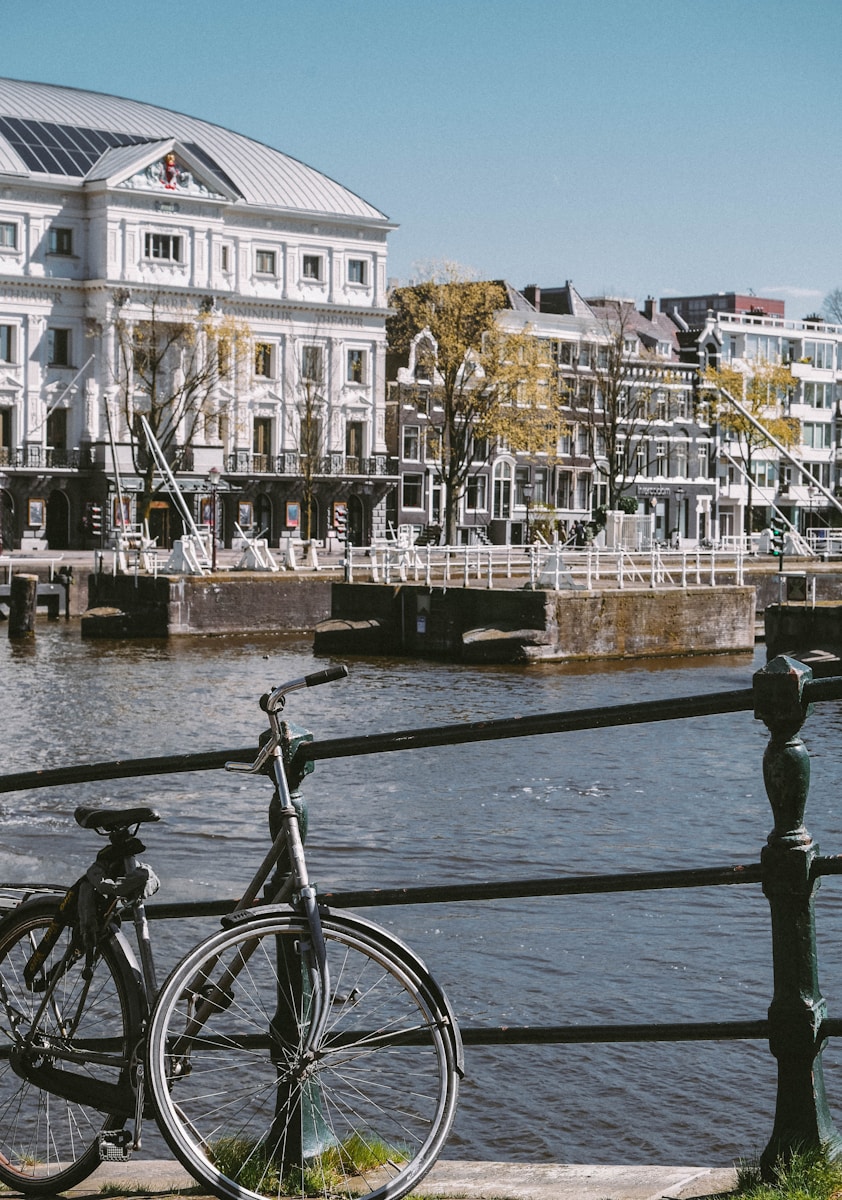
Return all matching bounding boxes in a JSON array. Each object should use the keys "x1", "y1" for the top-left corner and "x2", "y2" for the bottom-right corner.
[{"x1": 0, "y1": 665, "x2": 462, "y2": 1200}]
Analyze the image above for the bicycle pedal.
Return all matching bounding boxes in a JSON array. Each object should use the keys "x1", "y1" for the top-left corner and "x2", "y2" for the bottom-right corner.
[{"x1": 98, "y1": 1129, "x2": 133, "y2": 1162}]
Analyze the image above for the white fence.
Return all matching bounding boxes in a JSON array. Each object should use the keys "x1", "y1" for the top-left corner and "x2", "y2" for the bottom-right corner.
[{"x1": 345, "y1": 543, "x2": 750, "y2": 591}]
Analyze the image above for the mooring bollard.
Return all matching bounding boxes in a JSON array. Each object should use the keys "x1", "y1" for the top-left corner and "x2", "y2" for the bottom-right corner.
[
  {"x1": 754, "y1": 655, "x2": 842, "y2": 1174},
  {"x1": 8, "y1": 574, "x2": 38, "y2": 639}
]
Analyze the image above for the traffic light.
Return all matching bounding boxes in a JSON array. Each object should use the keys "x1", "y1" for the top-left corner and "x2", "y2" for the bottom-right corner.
[
  {"x1": 333, "y1": 502, "x2": 347, "y2": 538},
  {"x1": 88, "y1": 503, "x2": 102, "y2": 539},
  {"x1": 769, "y1": 525, "x2": 785, "y2": 557}
]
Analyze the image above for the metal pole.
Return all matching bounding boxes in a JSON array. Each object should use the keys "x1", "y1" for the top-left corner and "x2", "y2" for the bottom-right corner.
[{"x1": 754, "y1": 655, "x2": 842, "y2": 1176}]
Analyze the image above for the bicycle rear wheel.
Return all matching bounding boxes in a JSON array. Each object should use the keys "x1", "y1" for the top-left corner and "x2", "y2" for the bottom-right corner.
[
  {"x1": 147, "y1": 912, "x2": 460, "y2": 1200},
  {"x1": 0, "y1": 895, "x2": 142, "y2": 1195}
]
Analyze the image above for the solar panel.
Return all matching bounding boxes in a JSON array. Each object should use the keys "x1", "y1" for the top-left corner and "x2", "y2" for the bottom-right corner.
[{"x1": 0, "y1": 116, "x2": 151, "y2": 176}]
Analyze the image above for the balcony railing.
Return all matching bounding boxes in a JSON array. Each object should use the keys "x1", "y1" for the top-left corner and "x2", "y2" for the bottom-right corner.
[
  {"x1": 0, "y1": 446, "x2": 95, "y2": 470},
  {"x1": 226, "y1": 452, "x2": 399, "y2": 478}
]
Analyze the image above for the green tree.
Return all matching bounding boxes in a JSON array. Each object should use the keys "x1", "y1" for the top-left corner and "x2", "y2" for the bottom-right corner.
[
  {"x1": 704, "y1": 361, "x2": 799, "y2": 535},
  {"x1": 388, "y1": 264, "x2": 564, "y2": 543},
  {"x1": 113, "y1": 295, "x2": 250, "y2": 522}
]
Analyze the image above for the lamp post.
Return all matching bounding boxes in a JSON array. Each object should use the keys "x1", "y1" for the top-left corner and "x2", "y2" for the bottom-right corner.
[
  {"x1": 675, "y1": 487, "x2": 685, "y2": 545},
  {"x1": 522, "y1": 482, "x2": 533, "y2": 544},
  {"x1": 207, "y1": 466, "x2": 220, "y2": 571}
]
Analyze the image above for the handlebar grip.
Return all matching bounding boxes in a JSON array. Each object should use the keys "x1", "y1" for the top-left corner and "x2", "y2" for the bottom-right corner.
[{"x1": 304, "y1": 665, "x2": 349, "y2": 687}]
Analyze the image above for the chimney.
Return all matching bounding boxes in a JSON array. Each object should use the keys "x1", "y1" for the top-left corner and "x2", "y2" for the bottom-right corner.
[
  {"x1": 643, "y1": 296, "x2": 657, "y2": 321},
  {"x1": 522, "y1": 285, "x2": 541, "y2": 311}
]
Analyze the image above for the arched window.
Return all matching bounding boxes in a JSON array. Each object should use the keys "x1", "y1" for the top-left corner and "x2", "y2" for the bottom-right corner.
[{"x1": 493, "y1": 460, "x2": 512, "y2": 519}]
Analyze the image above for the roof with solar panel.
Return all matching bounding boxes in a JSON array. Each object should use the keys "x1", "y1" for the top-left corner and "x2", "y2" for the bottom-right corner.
[{"x1": 0, "y1": 77, "x2": 389, "y2": 223}]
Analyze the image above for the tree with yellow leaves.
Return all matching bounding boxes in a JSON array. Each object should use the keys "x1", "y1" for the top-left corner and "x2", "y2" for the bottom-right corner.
[
  {"x1": 388, "y1": 265, "x2": 565, "y2": 544},
  {"x1": 703, "y1": 360, "x2": 799, "y2": 535}
]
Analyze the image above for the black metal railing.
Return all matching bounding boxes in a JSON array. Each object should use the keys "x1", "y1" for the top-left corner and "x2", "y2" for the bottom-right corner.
[
  {"x1": 225, "y1": 451, "x2": 399, "y2": 478},
  {"x1": 1, "y1": 656, "x2": 841, "y2": 1171}
]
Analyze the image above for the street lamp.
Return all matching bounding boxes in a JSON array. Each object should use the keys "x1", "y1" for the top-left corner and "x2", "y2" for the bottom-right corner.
[
  {"x1": 207, "y1": 466, "x2": 221, "y2": 571},
  {"x1": 522, "y1": 482, "x2": 533, "y2": 544}
]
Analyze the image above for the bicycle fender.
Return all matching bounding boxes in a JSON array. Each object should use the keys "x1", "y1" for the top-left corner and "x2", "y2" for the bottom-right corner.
[{"x1": 223, "y1": 904, "x2": 464, "y2": 1074}]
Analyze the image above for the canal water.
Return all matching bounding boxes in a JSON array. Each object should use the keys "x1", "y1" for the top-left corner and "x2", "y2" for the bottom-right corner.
[{"x1": 2, "y1": 624, "x2": 842, "y2": 1167}]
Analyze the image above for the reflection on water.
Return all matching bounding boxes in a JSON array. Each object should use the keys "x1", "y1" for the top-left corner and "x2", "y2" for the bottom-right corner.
[{"x1": 2, "y1": 624, "x2": 842, "y2": 1165}]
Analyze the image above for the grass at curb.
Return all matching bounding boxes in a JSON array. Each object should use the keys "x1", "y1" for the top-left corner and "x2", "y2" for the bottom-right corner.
[{"x1": 733, "y1": 1147, "x2": 842, "y2": 1198}]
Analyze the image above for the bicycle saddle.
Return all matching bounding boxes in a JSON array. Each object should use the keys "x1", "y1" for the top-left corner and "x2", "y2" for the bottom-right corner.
[{"x1": 74, "y1": 805, "x2": 160, "y2": 832}]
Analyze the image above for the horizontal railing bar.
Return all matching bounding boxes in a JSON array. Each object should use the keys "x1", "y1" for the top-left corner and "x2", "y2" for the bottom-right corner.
[
  {"x1": 133, "y1": 863, "x2": 763, "y2": 921},
  {"x1": 318, "y1": 863, "x2": 763, "y2": 908},
  {"x1": 458, "y1": 1018, "x2": 770, "y2": 1046},
  {"x1": 2, "y1": 675, "x2": 840, "y2": 798},
  {"x1": 293, "y1": 687, "x2": 759, "y2": 769}
]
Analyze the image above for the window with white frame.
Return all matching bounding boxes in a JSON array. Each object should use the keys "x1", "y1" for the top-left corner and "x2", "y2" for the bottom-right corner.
[
  {"x1": 48, "y1": 227, "x2": 73, "y2": 255},
  {"x1": 803, "y1": 422, "x2": 833, "y2": 449},
  {"x1": 0, "y1": 222, "x2": 16, "y2": 250},
  {"x1": 675, "y1": 436, "x2": 689, "y2": 478},
  {"x1": 302, "y1": 254, "x2": 323, "y2": 281},
  {"x1": 697, "y1": 442, "x2": 711, "y2": 477},
  {"x1": 515, "y1": 465, "x2": 531, "y2": 505},
  {"x1": 576, "y1": 474, "x2": 591, "y2": 510},
  {"x1": 803, "y1": 381, "x2": 834, "y2": 408},
  {"x1": 255, "y1": 249, "x2": 276, "y2": 275},
  {"x1": 493, "y1": 461, "x2": 512, "y2": 519},
  {"x1": 402, "y1": 425, "x2": 420, "y2": 460},
  {"x1": 144, "y1": 232, "x2": 182, "y2": 262},
  {"x1": 347, "y1": 349, "x2": 366, "y2": 384},
  {"x1": 466, "y1": 474, "x2": 488, "y2": 511},
  {"x1": 556, "y1": 470, "x2": 574, "y2": 509},
  {"x1": 533, "y1": 468, "x2": 548, "y2": 504},
  {"x1": 254, "y1": 342, "x2": 273, "y2": 378},
  {"x1": 402, "y1": 473, "x2": 423, "y2": 509},
  {"x1": 301, "y1": 345, "x2": 323, "y2": 382},
  {"x1": 47, "y1": 328, "x2": 71, "y2": 366},
  {"x1": 803, "y1": 340, "x2": 834, "y2": 370},
  {"x1": 655, "y1": 441, "x2": 668, "y2": 475},
  {"x1": 347, "y1": 259, "x2": 367, "y2": 285},
  {"x1": 470, "y1": 435, "x2": 488, "y2": 462},
  {"x1": 0, "y1": 325, "x2": 14, "y2": 363},
  {"x1": 636, "y1": 441, "x2": 648, "y2": 475},
  {"x1": 751, "y1": 460, "x2": 777, "y2": 488}
]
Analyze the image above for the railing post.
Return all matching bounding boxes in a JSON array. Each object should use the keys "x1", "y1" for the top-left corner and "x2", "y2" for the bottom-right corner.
[{"x1": 753, "y1": 655, "x2": 842, "y2": 1175}]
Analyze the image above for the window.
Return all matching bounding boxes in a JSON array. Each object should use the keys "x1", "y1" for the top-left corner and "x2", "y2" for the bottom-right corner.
[
  {"x1": 302, "y1": 345, "x2": 323, "y2": 382},
  {"x1": 556, "y1": 471, "x2": 574, "y2": 509},
  {"x1": 803, "y1": 381, "x2": 834, "y2": 408},
  {"x1": 253, "y1": 418, "x2": 272, "y2": 468},
  {"x1": 675, "y1": 437, "x2": 689, "y2": 478},
  {"x1": 402, "y1": 425, "x2": 420, "y2": 460},
  {"x1": 254, "y1": 343, "x2": 273, "y2": 378},
  {"x1": 346, "y1": 421, "x2": 364, "y2": 460},
  {"x1": 493, "y1": 461, "x2": 512, "y2": 519},
  {"x1": 302, "y1": 254, "x2": 322, "y2": 281},
  {"x1": 402, "y1": 473, "x2": 423, "y2": 509},
  {"x1": 255, "y1": 249, "x2": 276, "y2": 275},
  {"x1": 347, "y1": 349, "x2": 366, "y2": 384},
  {"x1": 466, "y1": 474, "x2": 488, "y2": 510},
  {"x1": 0, "y1": 222, "x2": 16, "y2": 249},
  {"x1": 576, "y1": 474, "x2": 591, "y2": 510},
  {"x1": 47, "y1": 407, "x2": 67, "y2": 450},
  {"x1": 803, "y1": 422, "x2": 833, "y2": 449},
  {"x1": 470, "y1": 435, "x2": 488, "y2": 462},
  {"x1": 220, "y1": 244, "x2": 231, "y2": 272},
  {"x1": 803, "y1": 340, "x2": 834, "y2": 370},
  {"x1": 48, "y1": 227, "x2": 73, "y2": 255},
  {"x1": 655, "y1": 441, "x2": 668, "y2": 475},
  {"x1": 752, "y1": 460, "x2": 777, "y2": 488},
  {"x1": 533, "y1": 468, "x2": 548, "y2": 504},
  {"x1": 0, "y1": 325, "x2": 13, "y2": 363},
  {"x1": 347, "y1": 259, "x2": 367, "y2": 285},
  {"x1": 144, "y1": 232, "x2": 182, "y2": 262},
  {"x1": 515, "y1": 465, "x2": 531, "y2": 505},
  {"x1": 217, "y1": 339, "x2": 231, "y2": 378},
  {"x1": 559, "y1": 342, "x2": 575, "y2": 365},
  {"x1": 47, "y1": 328, "x2": 71, "y2": 366}
]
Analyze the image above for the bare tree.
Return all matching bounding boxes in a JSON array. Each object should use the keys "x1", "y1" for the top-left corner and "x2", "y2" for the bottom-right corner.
[
  {"x1": 822, "y1": 288, "x2": 842, "y2": 324},
  {"x1": 573, "y1": 300, "x2": 662, "y2": 511},
  {"x1": 112, "y1": 294, "x2": 250, "y2": 520}
]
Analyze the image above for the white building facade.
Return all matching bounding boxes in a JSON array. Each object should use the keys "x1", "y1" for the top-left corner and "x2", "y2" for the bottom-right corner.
[{"x1": 0, "y1": 78, "x2": 396, "y2": 551}]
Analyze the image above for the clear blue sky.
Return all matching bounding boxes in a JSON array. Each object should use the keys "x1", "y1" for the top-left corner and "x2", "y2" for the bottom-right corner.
[{"x1": 3, "y1": 0, "x2": 839, "y2": 316}]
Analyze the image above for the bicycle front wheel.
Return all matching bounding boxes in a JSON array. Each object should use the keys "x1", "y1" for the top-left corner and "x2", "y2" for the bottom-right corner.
[
  {"x1": 147, "y1": 912, "x2": 459, "y2": 1200},
  {"x1": 0, "y1": 895, "x2": 142, "y2": 1195}
]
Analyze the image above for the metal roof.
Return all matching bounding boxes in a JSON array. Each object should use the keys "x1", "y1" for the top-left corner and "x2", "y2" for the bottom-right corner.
[{"x1": 0, "y1": 77, "x2": 390, "y2": 223}]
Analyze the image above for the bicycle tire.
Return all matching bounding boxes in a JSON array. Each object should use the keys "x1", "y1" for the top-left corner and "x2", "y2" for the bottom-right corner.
[
  {"x1": 0, "y1": 894, "x2": 143, "y2": 1195},
  {"x1": 147, "y1": 911, "x2": 460, "y2": 1200}
]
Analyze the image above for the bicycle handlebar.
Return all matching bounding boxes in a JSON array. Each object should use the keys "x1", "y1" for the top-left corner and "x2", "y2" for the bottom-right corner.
[{"x1": 226, "y1": 664, "x2": 348, "y2": 774}]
